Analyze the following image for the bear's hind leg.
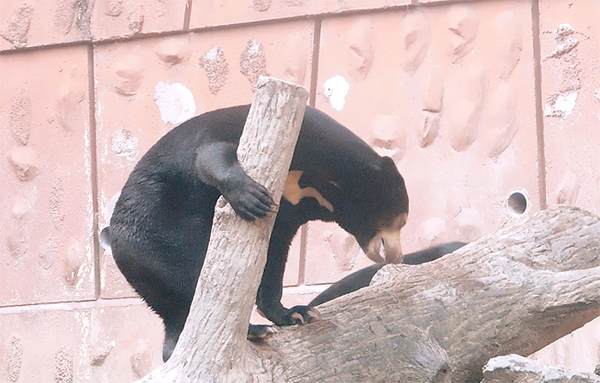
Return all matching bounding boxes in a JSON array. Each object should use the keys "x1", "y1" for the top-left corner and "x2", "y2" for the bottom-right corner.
[{"x1": 162, "y1": 313, "x2": 188, "y2": 362}]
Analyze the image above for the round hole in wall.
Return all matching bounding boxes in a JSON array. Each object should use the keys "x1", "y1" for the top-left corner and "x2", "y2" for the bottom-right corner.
[
  {"x1": 507, "y1": 191, "x2": 528, "y2": 216},
  {"x1": 99, "y1": 226, "x2": 111, "y2": 251}
]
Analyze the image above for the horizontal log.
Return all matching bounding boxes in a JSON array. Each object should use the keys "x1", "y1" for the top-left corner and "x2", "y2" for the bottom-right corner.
[{"x1": 256, "y1": 206, "x2": 600, "y2": 382}]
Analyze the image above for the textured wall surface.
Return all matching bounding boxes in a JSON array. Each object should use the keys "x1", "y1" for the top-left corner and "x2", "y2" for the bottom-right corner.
[{"x1": 0, "y1": 0, "x2": 599, "y2": 380}]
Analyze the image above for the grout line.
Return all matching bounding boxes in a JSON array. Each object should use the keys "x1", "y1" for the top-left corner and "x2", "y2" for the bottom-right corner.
[
  {"x1": 308, "y1": 18, "x2": 322, "y2": 108},
  {"x1": 298, "y1": 225, "x2": 308, "y2": 285},
  {"x1": 0, "y1": 3, "x2": 427, "y2": 56},
  {"x1": 0, "y1": 39, "x2": 91, "y2": 55},
  {"x1": 0, "y1": 297, "x2": 148, "y2": 315},
  {"x1": 297, "y1": 18, "x2": 323, "y2": 286},
  {"x1": 87, "y1": 42, "x2": 102, "y2": 298},
  {"x1": 531, "y1": 0, "x2": 548, "y2": 210},
  {"x1": 183, "y1": 0, "x2": 193, "y2": 31}
]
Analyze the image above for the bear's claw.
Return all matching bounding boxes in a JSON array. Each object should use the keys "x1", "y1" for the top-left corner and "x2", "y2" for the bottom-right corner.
[{"x1": 248, "y1": 324, "x2": 277, "y2": 342}]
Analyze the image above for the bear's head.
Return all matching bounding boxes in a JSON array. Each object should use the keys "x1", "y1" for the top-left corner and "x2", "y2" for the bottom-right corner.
[{"x1": 331, "y1": 156, "x2": 408, "y2": 264}]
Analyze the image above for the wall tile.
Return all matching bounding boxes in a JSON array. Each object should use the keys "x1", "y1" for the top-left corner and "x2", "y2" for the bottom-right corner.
[
  {"x1": 100, "y1": 247, "x2": 138, "y2": 299},
  {"x1": 0, "y1": 0, "x2": 92, "y2": 51},
  {"x1": 283, "y1": 234, "x2": 301, "y2": 287},
  {"x1": 0, "y1": 302, "x2": 163, "y2": 382},
  {"x1": 530, "y1": 0, "x2": 600, "y2": 373},
  {"x1": 91, "y1": 0, "x2": 188, "y2": 41},
  {"x1": 540, "y1": 0, "x2": 600, "y2": 216},
  {"x1": 0, "y1": 46, "x2": 95, "y2": 306}
]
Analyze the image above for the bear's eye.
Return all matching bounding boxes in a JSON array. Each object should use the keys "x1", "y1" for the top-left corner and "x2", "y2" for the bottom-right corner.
[{"x1": 378, "y1": 214, "x2": 408, "y2": 231}]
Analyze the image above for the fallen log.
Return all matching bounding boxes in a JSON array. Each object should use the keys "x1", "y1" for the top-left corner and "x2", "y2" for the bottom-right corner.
[{"x1": 261, "y1": 206, "x2": 600, "y2": 382}]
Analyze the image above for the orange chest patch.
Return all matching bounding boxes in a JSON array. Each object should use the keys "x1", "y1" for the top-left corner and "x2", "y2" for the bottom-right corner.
[{"x1": 283, "y1": 171, "x2": 334, "y2": 212}]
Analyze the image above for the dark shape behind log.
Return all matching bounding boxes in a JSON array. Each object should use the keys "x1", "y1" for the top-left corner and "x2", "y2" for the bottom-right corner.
[{"x1": 309, "y1": 242, "x2": 467, "y2": 307}]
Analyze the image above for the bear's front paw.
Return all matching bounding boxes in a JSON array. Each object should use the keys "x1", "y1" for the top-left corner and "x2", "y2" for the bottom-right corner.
[
  {"x1": 222, "y1": 177, "x2": 275, "y2": 221},
  {"x1": 282, "y1": 305, "x2": 321, "y2": 325}
]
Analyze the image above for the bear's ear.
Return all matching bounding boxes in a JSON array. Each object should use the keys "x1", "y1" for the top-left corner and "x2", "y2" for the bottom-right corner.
[
  {"x1": 378, "y1": 156, "x2": 406, "y2": 190},
  {"x1": 367, "y1": 156, "x2": 395, "y2": 175},
  {"x1": 379, "y1": 156, "x2": 398, "y2": 172}
]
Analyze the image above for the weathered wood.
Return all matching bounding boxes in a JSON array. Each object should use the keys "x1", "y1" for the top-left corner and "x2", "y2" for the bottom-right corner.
[
  {"x1": 257, "y1": 206, "x2": 600, "y2": 382},
  {"x1": 135, "y1": 77, "x2": 309, "y2": 383},
  {"x1": 482, "y1": 354, "x2": 600, "y2": 383}
]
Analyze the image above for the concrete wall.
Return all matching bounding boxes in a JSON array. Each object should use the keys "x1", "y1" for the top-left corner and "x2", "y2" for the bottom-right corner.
[{"x1": 0, "y1": 0, "x2": 598, "y2": 380}]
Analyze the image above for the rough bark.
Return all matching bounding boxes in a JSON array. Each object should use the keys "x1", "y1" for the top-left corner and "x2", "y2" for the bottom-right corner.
[
  {"x1": 257, "y1": 206, "x2": 600, "y2": 382},
  {"x1": 482, "y1": 354, "x2": 600, "y2": 383},
  {"x1": 135, "y1": 76, "x2": 309, "y2": 383}
]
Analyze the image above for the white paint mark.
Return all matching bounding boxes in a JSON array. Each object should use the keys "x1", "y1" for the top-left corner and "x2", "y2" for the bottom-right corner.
[
  {"x1": 548, "y1": 23, "x2": 579, "y2": 58},
  {"x1": 205, "y1": 45, "x2": 220, "y2": 60},
  {"x1": 111, "y1": 129, "x2": 139, "y2": 161},
  {"x1": 247, "y1": 39, "x2": 262, "y2": 55},
  {"x1": 323, "y1": 75, "x2": 350, "y2": 111},
  {"x1": 154, "y1": 81, "x2": 196, "y2": 124},
  {"x1": 556, "y1": 23, "x2": 575, "y2": 36},
  {"x1": 544, "y1": 90, "x2": 578, "y2": 118},
  {"x1": 550, "y1": 38, "x2": 579, "y2": 58}
]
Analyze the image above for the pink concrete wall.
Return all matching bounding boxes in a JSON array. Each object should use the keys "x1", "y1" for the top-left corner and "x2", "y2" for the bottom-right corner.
[{"x1": 0, "y1": 0, "x2": 598, "y2": 380}]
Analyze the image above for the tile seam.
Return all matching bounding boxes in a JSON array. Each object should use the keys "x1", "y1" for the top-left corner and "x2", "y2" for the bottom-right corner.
[
  {"x1": 0, "y1": 297, "x2": 148, "y2": 314},
  {"x1": 87, "y1": 42, "x2": 102, "y2": 299},
  {"x1": 531, "y1": 0, "x2": 548, "y2": 210},
  {"x1": 297, "y1": 18, "x2": 324, "y2": 286},
  {"x1": 183, "y1": 0, "x2": 193, "y2": 31},
  {"x1": 309, "y1": 18, "x2": 322, "y2": 109}
]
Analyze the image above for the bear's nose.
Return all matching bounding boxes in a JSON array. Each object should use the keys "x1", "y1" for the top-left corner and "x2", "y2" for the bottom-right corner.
[
  {"x1": 365, "y1": 229, "x2": 403, "y2": 264},
  {"x1": 380, "y1": 230, "x2": 403, "y2": 264}
]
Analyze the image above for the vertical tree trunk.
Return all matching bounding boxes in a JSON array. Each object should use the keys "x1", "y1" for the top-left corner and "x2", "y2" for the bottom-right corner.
[{"x1": 136, "y1": 77, "x2": 309, "y2": 383}]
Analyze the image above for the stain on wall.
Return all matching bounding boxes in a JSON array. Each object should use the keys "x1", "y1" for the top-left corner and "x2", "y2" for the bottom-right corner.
[
  {"x1": 1, "y1": 4, "x2": 33, "y2": 48},
  {"x1": 240, "y1": 38, "x2": 269, "y2": 91},
  {"x1": 200, "y1": 45, "x2": 229, "y2": 95}
]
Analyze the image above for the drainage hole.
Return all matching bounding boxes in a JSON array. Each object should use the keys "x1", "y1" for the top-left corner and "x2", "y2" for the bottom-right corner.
[{"x1": 507, "y1": 191, "x2": 528, "y2": 216}]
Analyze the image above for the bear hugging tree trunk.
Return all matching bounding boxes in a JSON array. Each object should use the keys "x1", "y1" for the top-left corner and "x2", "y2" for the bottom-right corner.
[
  {"x1": 135, "y1": 77, "x2": 311, "y2": 382},
  {"x1": 134, "y1": 78, "x2": 600, "y2": 382}
]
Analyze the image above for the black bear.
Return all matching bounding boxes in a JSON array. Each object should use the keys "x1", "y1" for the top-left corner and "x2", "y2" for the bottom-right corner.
[
  {"x1": 106, "y1": 104, "x2": 409, "y2": 361},
  {"x1": 308, "y1": 242, "x2": 467, "y2": 307}
]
